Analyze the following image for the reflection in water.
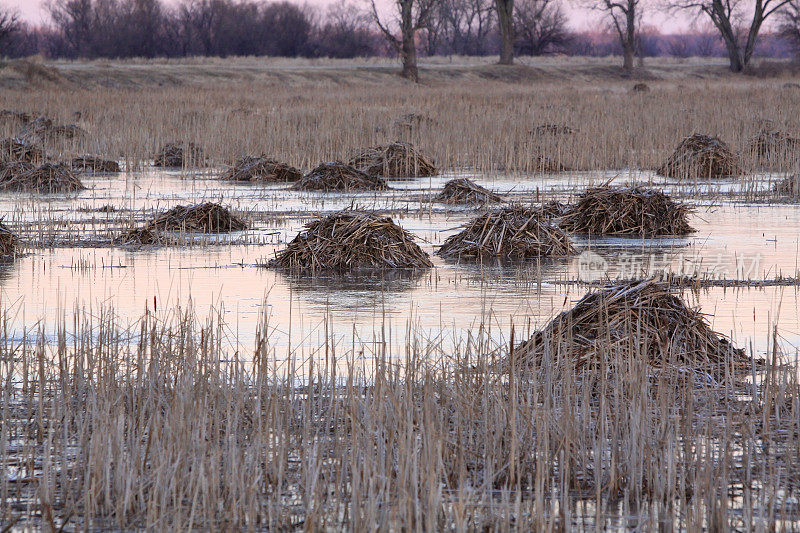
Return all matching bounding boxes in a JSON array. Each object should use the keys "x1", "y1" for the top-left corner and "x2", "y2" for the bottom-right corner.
[{"x1": 281, "y1": 268, "x2": 429, "y2": 311}]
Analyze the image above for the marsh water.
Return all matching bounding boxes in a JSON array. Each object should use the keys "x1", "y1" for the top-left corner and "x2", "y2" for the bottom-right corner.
[{"x1": 3, "y1": 168, "x2": 800, "y2": 359}]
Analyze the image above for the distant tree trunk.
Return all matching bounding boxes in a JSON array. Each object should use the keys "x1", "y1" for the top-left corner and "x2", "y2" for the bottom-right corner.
[
  {"x1": 495, "y1": 0, "x2": 514, "y2": 64},
  {"x1": 622, "y1": 4, "x2": 635, "y2": 70},
  {"x1": 400, "y1": 0, "x2": 419, "y2": 81}
]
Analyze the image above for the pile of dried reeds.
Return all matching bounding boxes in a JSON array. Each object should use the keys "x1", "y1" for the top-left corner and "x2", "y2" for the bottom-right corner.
[
  {"x1": 349, "y1": 142, "x2": 437, "y2": 177},
  {"x1": 559, "y1": 186, "x2": 694, "y2": 236},
  {"x1": 658, "y1": 133, "x2": 741, "y2": 179},
  {"x1": 747, "y1": 130, "x2": 800, "y2": 167},
  {"x1": 0, "y1": 220, "x2": 17, "y2": 257},
  {"x1": 436, "y1": 178, "x2": 503, "y2": 204},
  {"x1": 119, "y1": 227, "x2": 165, "y2": 246},
  {"x1": 0, "y1": 138, "x2": 44, "y2": 163},
  {"x1": 0, "y1": 162, "x2": 85, "y2": 193},
  {"x1": 774, "y1": 175, "x2": 800, "y2": 197},
  {"x1": 437, "y1": 205, "x2": 574, "y2": 259},
  {"x1": 531, "y1": 124, "x2": 577, "y2": 136},
  {"x1": 71, "y1": 155, "x2": 121, "y2": 173},
  {"x1": 0, "y1": 110, "x2": 32, "y2": 124},
  {"x1": 293, "y1": 162, "x2": 388, "y2": 191},
  {"x1": 269, "y1": 210, "x2": 432, "y2": 271},
  {"x1": 18, "y1": 117, "x2": 86, "y2": 143},
  {"x1": 220, "y1": 155, "x2": 303, "y2": 182},
  {"x1": 532, "y1": 155, "x2": 570, "y2": 173},
  {"x1": 145, "y1": 202, "x2": 247, "y2": 233},
  {"x1": 0, "y1": 161, "x2": 34, "y2": 182},
  {"x1": 512, "y1": 280, "x2": 749, "y2": 373},
  {"x1": 153, "y1": 142, "x2": 205, "y2": 168},
  {"x1": 632, "y1": 83, "x2": 650, "y2": 93}
]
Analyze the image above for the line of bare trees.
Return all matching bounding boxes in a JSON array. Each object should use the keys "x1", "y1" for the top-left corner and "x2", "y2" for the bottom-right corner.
[{"x1": 0, "y1": 0, "x2": 799, "y2": 79}]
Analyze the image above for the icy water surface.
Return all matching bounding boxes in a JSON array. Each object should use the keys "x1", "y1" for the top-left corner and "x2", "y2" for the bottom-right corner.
[{"x1": 1, "y1": 168, "x2": 800, "y2": 358}]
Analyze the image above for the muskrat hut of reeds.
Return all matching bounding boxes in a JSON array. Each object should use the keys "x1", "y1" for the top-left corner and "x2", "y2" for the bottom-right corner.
[
  {"x1": 559, "y1": 186, "x2": 694, "y2": 237},
  {"x1": 658, "y1": 133, "x2": 741, "y2": 180},
  {"x1": 119, "y1": 227, "x2": 165, "y2": 246},
  {"x1": 220, "y1": 155, "x2": 303, "y2": 182},
  {"x1": 0, "y1": 138, "x2": 44, "y2": 164},
  {"x1": 71, "y1": 155, "x2": 121, "y2": 173},
  {"x1": 268, "y1": 210, "x2": 432, "y2": 271},
  {"x1": 18, "y1": 117, "x2": 86, "y2": 143},
  {"x1": 436, "y1": 205, "x2": 574, "y2": 260},
  {"x1": 531, "y1": 155, "x2": 570, "y2": 173},
  {"x1": 747, "y1": 130, "x2": 800, "y2": 168},
  {"x1": 0, "y1": 162, "x2": 85, "y2": 193},
  {"x1": 153, "y1": 142, "x2": 205, "y2": 168},
  {"x1": 436, "y1": 178, "x2": 503, "y2": 205},
  {"x1": 510, "y1": 279, "x2": 750, "y2": 375},
  {"x1": 292, "y1": 162, "x2": 388, "y2": 192},
  {"x1": 0, "y1": 220, "x2": 18, "y2": 257},
  {"x1": 145, "y1": 202, "x2": 247, "y2": 233},
  {"x1": 348, "y1": 142, "x2": 437, "y2": 177}
]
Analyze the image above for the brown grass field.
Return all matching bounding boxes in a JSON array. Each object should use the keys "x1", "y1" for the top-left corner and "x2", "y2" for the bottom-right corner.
[{"x1": 1, "y1": 56, "x2": 800, "y2": 530}]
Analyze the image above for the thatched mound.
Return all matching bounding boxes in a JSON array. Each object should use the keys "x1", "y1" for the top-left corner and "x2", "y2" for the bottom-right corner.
[
  {"x1": 0, "y1": 138, "x2": 44, "y2": 163},
  {"x1": 658, "y1": 134, "x2": 741, "y2": 179},
  {"x1": 146, "y1": 202, "x2": 247, "y2": 233},
  {"x1": 532, "y1": 155, "x2": 570, "y2": 173},
  {"x1": 18, "y1": 117, "x2": 86, "y2": 143},
  {"x1": 0, "y1": 161, "x2": 34, "y2": 182},
  {"x1": 71, "y1": 156, "x2": 121, "y2": 173},
  {"x1": 119, "y1": 227, "x2": 165, "y2": 246},
  {"x1": 747, "y1": 130, "x2": 800, "y2": 168},
  {"x1": 349, "y1": 142, "x2": 437, "y2": 177},
  {"x1": 512, "y1": 280, "x2": 749, "y2": 373},
  {"x1": 436, "y1": 178, "x2": 502, "y2": 204},
  {"x1": 774, "y1": 175, "x2": 800, "y2": 197},
  {"x1": 268, "y1": 210, "x2": 432, "y2": 271},
  {"x1": 632, "y1": 83, "x2": 650, "y2": 93},
  {"x1": 0, "y1": 163, "x2": 85, "y2": 193},
  {"x1": 531, "y1": 124, "x2": 577, "y2": 136},
  {"x1": 0, "y1": 110, "x2": 32, "y2": 124},
  {"x1": 220, "y1": 155, "x2": 302, "y2": 182},
  {"x1": 436, "y1": 205, "x2": 574, "y2": 260},
  {"x1": 559, "y1": 186, "x2": 694, "y2": 237},
  {"x1": 0, "y1": 220, "x2": 18, "y2": 257},
  {"x1": 292, "y1": 162, "x2": 388, "y2": 192},
  {"x1": 153, "y1": 142, "x2": 205, "y2": 168}
]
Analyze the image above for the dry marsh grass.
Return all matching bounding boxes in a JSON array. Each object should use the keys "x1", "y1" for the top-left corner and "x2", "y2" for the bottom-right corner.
[
  {"x1": 0, "y1": 299, "x2": 797, "y2": 529},
  {"x1": 0, "y1": 57, "x2": 799, "y2": 174}
]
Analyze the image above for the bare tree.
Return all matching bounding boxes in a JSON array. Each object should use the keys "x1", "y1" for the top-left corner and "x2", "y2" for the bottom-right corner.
[
  {"x1": 514, "y1": 0, "x2": 569, "y2": 55},
  {"x1": 0, "y1": 6, "x2": 19, "y2": 55},
  {"x1": 587, "y1": 0, "x2": 640, "y2": 71},
  {"x1": 494, "y1": 0, "x2": 514, "y2": 63},
  {"x1": 426, "y1": 0, "x2": 495, "y2": 56},
  {"x1": 668, "y1": 0, "x2": 791, "y2": 71},
  {"x1": 780, "y1": 0, "x2": 800, "y2": 58},
  {"x1": 370, "y1": 0, "x2": 435, "y2": 82}
]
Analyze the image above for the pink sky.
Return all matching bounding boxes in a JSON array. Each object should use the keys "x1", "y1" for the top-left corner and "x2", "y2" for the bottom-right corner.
[{"x1": 5, "y1": 0, "x2": 692, "y2": 33}]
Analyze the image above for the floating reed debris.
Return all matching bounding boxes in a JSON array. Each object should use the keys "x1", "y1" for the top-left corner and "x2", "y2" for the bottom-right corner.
[
  {"x1": 0, "y1": 138, "x2": 44, "y2": 163},
  {"x1": 559, "y1": 186, "x2": 694, "y2": 236},
  {"x1": 153, "y1": 141, "x2": 206, "y2": 168},
  {"x1": 146, "y1": 202, "x2": 247, "y2": 233},
  {"x1": 268, "y1": 210, "x2": 432, "y2": 271},
  {"x1": 349, "y1": 142, "x2": 437, "y2": 177},
  {"x1": 18, "y1": 117, "x2": 86, "y2": 142},
  {"x1": 293, "y1": 162, "x2": 388, "y2": 191},
  {"x1": 436, "y1": 178, "x2": 502, "y2": 204},
  {"x1": 512, "y1": 279, "x2": 749, "y2": 373},
  {"x1": 0, "y1": 220, "x2": 17, "y2": 256},
  {"x1": 71, "y1": 155, "x2": 121, "y2": 173},
  {"x1": 0, "y1": 162, "x2": 85, "y2": 193},
  {"x1": 747, "y1": 130, "x2": 800, "y2": 168},
  {"x1": 658, "y1": 133, "x2": 741, "y2": 179},
  {"x1": 220, "y1": 155, "x2": 303, "y2": 182},
  {"x1": 437, "y1": 205, "x2": 574, "y2": 259}
]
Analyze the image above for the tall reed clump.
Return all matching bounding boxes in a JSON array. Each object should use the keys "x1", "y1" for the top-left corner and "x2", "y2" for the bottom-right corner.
[{"x1": 0, "y1": 301, "x2": 797, "y2": 529}]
